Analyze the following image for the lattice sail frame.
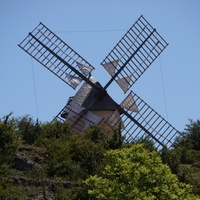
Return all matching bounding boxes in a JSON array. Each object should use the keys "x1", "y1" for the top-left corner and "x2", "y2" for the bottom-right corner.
[
  {"x1": 18, "y1": 17, "x2": 181, "y2": 148},
  {"x1": 102, "y1": 15, "x2": 168, "y2": 93},
  {"x1": 18, "y1": 22, "x2": 95, "y2": 89},
  {"x1": 106, "y1": 91, "x2": 179, "y2": 148},
  {"x1": 55, "y1": 101, "x2": 103, "y2": 134}
]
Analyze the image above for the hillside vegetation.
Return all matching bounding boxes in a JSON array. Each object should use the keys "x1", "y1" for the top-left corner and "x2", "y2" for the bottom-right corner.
[{"x1": 0, "y1": 113, "x2": 200, "y2": 199}]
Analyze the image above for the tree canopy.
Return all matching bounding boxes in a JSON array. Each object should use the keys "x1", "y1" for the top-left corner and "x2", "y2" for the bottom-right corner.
[{"x1": 85, "y1": 144, "x2": 197, "y2": 200}]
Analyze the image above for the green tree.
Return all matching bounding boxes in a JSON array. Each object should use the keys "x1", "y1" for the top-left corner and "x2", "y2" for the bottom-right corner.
[
  {"x1": 44, "y1": 127, "x2": 107, "y2": 180},
  {"x1": 83, "y1": 125, "x2": 107, "y2": 145},
  {"x1": 132, "y1": 136, "x2": 157, "y2": 152},
  {"x1": 107, "y1": 125, "x2": 124, "y2": 150},
  {"x1": 183, "y1": 119, "x2": 200, "y2": 150},
  {"x1": 16, "y1": 115, "x2": 41, "y2": 145},
  {"x1": 0, "y1": 113, "x2": 18, "y2": 172},
  {"x1": 39, "y1": 120, "x2": 72, "y2": 140},
  {"x1": 173, "y1": 119, "x2": 200, "y2": 151},
  {"x1": 169, "y1": 119, "x2": 200, "y2": 166},
  {"x1": 85, "y1": 144, "x2": 198, "y2": 200},
  {"x1": 160, "y1": 147, "x2": 181, "y2": 174}
]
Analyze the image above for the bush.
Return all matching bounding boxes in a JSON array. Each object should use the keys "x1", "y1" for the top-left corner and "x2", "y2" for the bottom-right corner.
[
  {"x1": 44, "y1": 127, "x2": 107, "y2": 179},
  {"x1": 16, "y1": 115, "x2": 41, "y2": 145},
  {"x1": 0, "y1": 178, "x2": 25, "y2": 200},
  {"x1": 174, "y1": 120, "x2": 200, "y2": 151},
  {"x1": 182, "y1": 149, "x2": 196, "y2": 164},
  {"x1": 39, "y1": 120, "x2": 72, "y2": 140},
  {"x1": 160, "y1": 147, "x2": 182, "y2": 174},
  {"x1": 85, "y1": 144, "x2": 198, "y2": 199},
  {"x1": 0, "y1": 113, "x2": 19, "y2": 171}
]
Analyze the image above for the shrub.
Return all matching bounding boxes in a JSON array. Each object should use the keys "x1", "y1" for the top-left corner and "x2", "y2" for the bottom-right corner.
[
  {"x1": 0, "y1": 113, "x2": 19, "y2": 172},
  {"x1": 0, "y1": 178, "x2": 25, "y2": 200},
  {"x1": 16, "y1": 115, "x2": 41, "y2": 145},
  {"x1": 85, "y1": 144, "x2": 198, "y2": 199},
  {"x1": 39, "y1": 120, "x2": 72, "y2": 140},
  {"x1": 44, "y1": 129, "x2": 106, "y2": 179}
]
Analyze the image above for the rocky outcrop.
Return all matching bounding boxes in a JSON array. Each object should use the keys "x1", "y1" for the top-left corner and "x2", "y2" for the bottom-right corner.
[
  {"x1": 191, "y1": 163, "x2": 200, "y2": 168},
  {"x1": 14, "y1": 153, "x2": 41, "y2": 172},
  {"x1": 8, "y1": 176, "x2": 71, "y2": 191}
]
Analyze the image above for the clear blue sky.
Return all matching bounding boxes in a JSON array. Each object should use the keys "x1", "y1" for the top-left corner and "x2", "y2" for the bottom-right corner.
[{"x1": 1, "y1": 1, "x2": 200, "y2": 132}]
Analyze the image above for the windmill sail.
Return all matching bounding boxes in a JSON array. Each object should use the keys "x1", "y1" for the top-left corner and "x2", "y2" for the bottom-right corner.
[
  {"x1": 102, "y1": 60, "x2": 119, "y2": 76},
  {"x1": 54, "y1": 101, "x2": 103, "y2": 134},
  {"x1": 116, "y1": 75, "x2": 132, "y2": 93},
  {"x1": 67, "y1": 74, "x2": 82, "y2": 89},
  {"x1": 67, "y1": 101, "x2": 85, "y2": 119},
  {"x1": 83, "y1": 111, "x2": 103, "y2": 131},
  {"x1": 106, "y1": 91, "x2": 180, "y2": 148},
  {"x1": 102, "y1": 15, "x2": 168, "y2": 93},
  {"x1": 121, "y1": 92, "x2": 138, "y2": 112},
  {"x1": 18, "y1": 22, "x2": 95, "y2": 89},
  {"x1": 106, "y1": 110, "x2": 124, "y2": 129},
  {"x1": 59, "y1": 101, "x2": 87, "y2": 134},
  {"x1": 77, "y1": 62, "x2": 93, "y2": 76},
  {"x1": 19, "y1": 16, "x2": 181, "y2": 149}
]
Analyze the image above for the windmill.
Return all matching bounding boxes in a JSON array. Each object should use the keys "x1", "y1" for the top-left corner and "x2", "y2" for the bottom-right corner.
[{"x1": 19, "y1": 15, "x2": 181, "y2": 148}]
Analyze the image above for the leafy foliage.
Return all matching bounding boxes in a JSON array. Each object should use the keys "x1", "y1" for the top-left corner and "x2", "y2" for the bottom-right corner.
[
  {"x1": 174, "y1": 119, "x2": 200, "y2": 151},
  {"x1": 0, "y1": 178, "x2": 26, "y2": 200},
  {"x1": 132, "y1": 136, "x2": 157, "y2": 152},
  {"x1": 1, "y1": 114, "x2": 200, "y2": 199},
  {"x1": 160, "y1": 147, "x2": 181, "y2": 174},
  {"x1": 16, "y1": 116, "x2": 72, "y2": 146},
  {"x1": 107, "y1": 125, "x2": 124, "y2": 150},
  {"x1": 0, "y1": 113, "x2": 19, "y2": 172},
  {"x1": 16, "y1": 115, "x2": 41, "y2": 145},
  {"x1": 159, "y1": 119, "x2": 200, "y2": 195},
  {"x1": 39, "y1": 120, "x2": 72, "y2": 140},
  {"x1": 163, "y1": 119, "x2": 200, "y2": 167},
  {"x1": 184, "y1": 119, "x2": 200, "y2": 150},
  {"x1": 44, "y1": 126, "x2": 107, "y2": 180},
  {"x1": 85, "y1": 144, "x2": 197, "y2": 200}
]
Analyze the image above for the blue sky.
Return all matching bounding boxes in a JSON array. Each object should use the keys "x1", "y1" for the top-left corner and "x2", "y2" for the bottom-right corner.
[{"x1": 1, "y1": 1, "x2": 200, "y2": 132}]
